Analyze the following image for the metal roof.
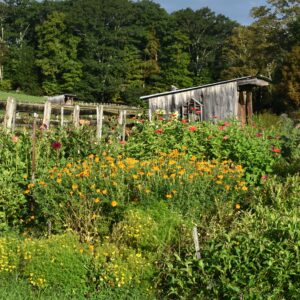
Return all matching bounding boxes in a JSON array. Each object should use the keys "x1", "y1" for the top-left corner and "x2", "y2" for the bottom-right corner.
[{"x1": 140, "y1": 76, "x2": 271, "y2": 100}]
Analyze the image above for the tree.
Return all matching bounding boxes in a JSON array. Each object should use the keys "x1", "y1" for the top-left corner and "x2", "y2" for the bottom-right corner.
[
  {"x1": 161, "y1": 30, "x2": 193, "y2": 88},
  {"x1": 35, "y1": 11, "x2": 82, "y2": 95},
  {"x1": 280, "y1": 46, "x2": 300, "y2": 108}
]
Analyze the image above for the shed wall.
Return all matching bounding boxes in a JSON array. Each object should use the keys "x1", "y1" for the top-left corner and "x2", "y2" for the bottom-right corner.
[{"x1": 149, "y1": 81, "x2": 238, "y2": 120}]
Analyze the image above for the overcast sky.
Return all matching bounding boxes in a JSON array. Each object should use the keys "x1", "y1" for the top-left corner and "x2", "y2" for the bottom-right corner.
[{"x1": 153, "y1": 0, "x2": 268, "y2": 25}]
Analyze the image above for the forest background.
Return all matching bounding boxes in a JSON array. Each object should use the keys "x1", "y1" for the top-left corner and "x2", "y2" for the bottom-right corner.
[{"x1": 0, "y1": 0, "x2": 299, "y2": 111}]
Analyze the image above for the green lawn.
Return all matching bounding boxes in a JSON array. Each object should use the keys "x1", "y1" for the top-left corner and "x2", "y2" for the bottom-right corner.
[{"x1": 0, "y1": 90, "x2": 45, "y2": 103}]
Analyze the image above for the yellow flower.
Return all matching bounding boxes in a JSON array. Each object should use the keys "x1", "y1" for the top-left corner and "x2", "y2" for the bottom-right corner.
[
  {"x1": 23, "y1": 175, "x2": 28, "y2": 179},
  {"x1": 102, "y1": 189, "x2": 108, "y2": 195},
  {"x1": 225, "y1": 185, "x2": 230, "y2": 191},
  {"x1": 24, "y1": 189, "x2": 30, "y2": 194},
  {"x1": 56, "y1": 178, "x2": 62, "y2": 184},
  {"x1": 132, "y1": 174, "x2": 139, "y2": 179},
  {"x1": 111, "y1": 201, "x2": 118, "y2": 207},
  {"x1": 94, "y1": 198, "x2": 100, "y2": 203},
  {"x1": 72, "y1": 184, "x2": 78, "y2": 190},
  {"x1": 241, "y1": 186, "x2": 248, "y2": 191},
  {"x1": 166, "y1": 194, "x2": 172, "y2": 199},
  {"x1": 235, "y1": 203, "x2": 241, "y2": 209},
  {"x1": 168, "y1": 160, "x2": 176, "y2": 166},
  {"x1": 152, "y1": 166, "x2": 160, "y2": 171}
]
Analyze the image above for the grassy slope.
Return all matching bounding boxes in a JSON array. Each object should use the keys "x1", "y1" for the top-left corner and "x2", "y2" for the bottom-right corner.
[{"x1": 0, "y1": 91, "x2": 45, "y2": 103}]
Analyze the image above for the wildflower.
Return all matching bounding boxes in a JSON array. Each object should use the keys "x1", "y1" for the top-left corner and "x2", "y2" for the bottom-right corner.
[
  {"x1": 181, "y1": 119, "x2": 188, "y2": 124},
  {"x1": 119, "y1": 140, "x2": 126, "y2": 145},
  {"x1": 51, "y1": 141, "x2": 61, "y2": 150},
  {"x1": 189, "y1": 125, "x2": 197, "y2": 132},
  {"x1": 223, "y1": 135, "x2": 229, "y2": 140},
  {"x1": 256, "y1": 132, "x2": 263, "y2": 138},
  {"x1": 155, "y1": 129, "x2": 163, "y2": 134},
  {"x1": 166, "y1": 194, "x2": 172, "y2": 199},
  {"x1": 241, "y1": 186, "x2": 248, "y2": 191},
  {"x1": 111, "y1": 201, "x2": 118, "y2": 207},
  {"x1": 219, "y1": 125, "x2": 225, "y2": 130},
  {"x1": 235, "y1": 203, "x2": 241, "y2": 209},
  {"x1": 56, "y1": 178, "x2": 62, "y2": 184},
  {"x1": 261, "y1": 175, "x2": 268, "y2": 180},
  {"x1": 271, "y1": 147, "x2": 281, "y2": 153},
  {"x1": 94, "y1": 198, "x2": 100, "y2": 203},
  {"x1": 12, "y1": 135, "x2": 19, "y2": 143},
  {"x1": 195, "y1": 110, "x2": 202, "y2": 115}
]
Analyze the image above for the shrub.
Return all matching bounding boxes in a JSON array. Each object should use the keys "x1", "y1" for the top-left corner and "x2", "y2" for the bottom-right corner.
[{"x1": 21, "y1": 234, "x2": 90, "y2": 294}]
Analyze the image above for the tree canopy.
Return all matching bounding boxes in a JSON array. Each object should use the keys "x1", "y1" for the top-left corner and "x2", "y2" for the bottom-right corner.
[{"x1": 0, "y1": 0, "x2": 298, "y2": 110}]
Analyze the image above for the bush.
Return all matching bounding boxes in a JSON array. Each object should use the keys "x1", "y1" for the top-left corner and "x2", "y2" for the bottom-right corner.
[{"x1": 21, "y1": 234, "x2": 90, "y2": 294}]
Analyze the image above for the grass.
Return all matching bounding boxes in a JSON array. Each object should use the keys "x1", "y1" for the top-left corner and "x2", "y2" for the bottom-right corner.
[{"x1": 0, "y1": 90, "x2": 45, "y2": 103}]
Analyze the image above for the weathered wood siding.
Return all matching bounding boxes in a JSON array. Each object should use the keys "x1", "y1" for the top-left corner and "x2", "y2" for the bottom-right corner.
[{"x1": 149, "y1": 81, "x2": 238, "y2": 120}]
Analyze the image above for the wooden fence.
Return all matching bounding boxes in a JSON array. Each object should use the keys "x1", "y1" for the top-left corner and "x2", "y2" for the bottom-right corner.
[{"x1": 1, "y1": 98, "x2": 147, "y2": 141}]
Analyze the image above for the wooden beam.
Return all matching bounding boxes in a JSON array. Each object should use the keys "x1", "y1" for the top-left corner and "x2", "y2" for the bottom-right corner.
[
  {"x1": 246, "y1": 91, "x2": 253, "y2": 124},
  {"x1": 238, "y1": 91, "x2": 246, "y2": 126}
]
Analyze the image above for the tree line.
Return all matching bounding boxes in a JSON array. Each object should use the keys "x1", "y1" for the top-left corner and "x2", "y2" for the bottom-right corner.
[{"x1": 0, "y1": 0, "x2": 299, "y2": 110}]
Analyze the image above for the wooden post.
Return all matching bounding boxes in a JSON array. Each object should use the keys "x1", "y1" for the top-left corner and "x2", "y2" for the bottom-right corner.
[
  {"x1": 246, "y1": 91, "x2": 253, "y2": 124},
  {"x1": 4, "y1": 97, "x2": 17, "y2": 131},
  {"x1": 31, "y1": 115, "x2": 37, "y2": 182},
  {"x1": 42, "y1": 101, "x2": 52, "y2": 129},
  {"x1": 96, "y1": 105, "x2": 103, "y2": 141},
  {"x1": 60, "y1": 106, "x2": 64, "y2": 127},
  {"x1": 148, "y1": 108, "x2": 152, "y2": 122},
  {"x1": 73, "y1": 105, "x2": 80, "y2": 127},
  {"x1": 238, "y1": 91, "x2": 246, "y2": 126},
  {"x1": 192, "y1": 226, "x2": 201, "y2": 259},
  {"x1": 122, "y1": 110, "x2": 127, "y2": 142},
  {"x1": 118, "y1": 110, "x2": 123, "y2": 126}
]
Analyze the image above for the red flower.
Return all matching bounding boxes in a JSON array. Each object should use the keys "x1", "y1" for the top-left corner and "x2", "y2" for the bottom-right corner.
[
  {"x1": 218, "y1": 125, "x2": 225, "y2": 130},
  {"x1": 256, "y1": 132, "x2": 263, "y2": 138},
  {"x1": 155, "y1": 129, "x2": 163, "y2": 134},
  {"x1": 271, "y1": 147, "x2": 281, "y2": 153},
  {"x1": 195, "y1": 110, "x2": 202, "y2": 115},
  {"x1": 191, "y1": 107, "x2": 197, "y2": 111},
  {"x1": 51, "y1": 141, "x2": 62, "y2": 150},
  {"x1": 223, "y1": 135, "x2": 229, "y2": 140},
  {"x1": 159, "y1": 117, "x2": 165, "y2": 121},
  {"x1": 12, "y1": 136, "x2": 19, "y2": 143},
  {"x1": 119, "y1": 140, "x2": 126, "y2": 145},
  {"x1": 181, "y1": 119, "x2": 188, "y2": 124},
  {"x1": 261, "y1": 175, "x2": 268, "y2": 180},
  {"x1": 223, "y1": 122, "x2": 230, "y2": 127},
  {"x1": 189, "y1": 126, "x2": 197, "y2": 132}
]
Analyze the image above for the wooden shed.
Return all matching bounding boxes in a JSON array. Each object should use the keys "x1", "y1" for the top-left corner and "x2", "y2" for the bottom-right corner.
[{"x1": 140, "y1": 76, "x2": 271, "y2": 125}]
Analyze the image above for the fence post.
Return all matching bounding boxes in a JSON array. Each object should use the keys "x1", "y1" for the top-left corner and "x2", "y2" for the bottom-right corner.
[
  {"x1": 73, "y1": 105, "x2": 80, "y2": 127},
  {"x1": 122, "y1": 110, "x2": 127, "y2": 142},
  {"x1": 31, "y1": 114, "x2": 38, "y2": 182},
  {"x1": 61, "y1": 106, "x2": 64, "y2": 127},
  {"x1": 118, "y1": 110, "x2": 123, "y2": 126},
  {"x1": 192, "y1": 226, "x2": 201, "y2": 259},
  {"x1": 4, "y1": 97, "x2": 17, "y2": 131},
  {"x1": 42, "y1": 101, "x2": 52, "y2": 129},
  {"x1": 148, "y1": 108, "x2": 152, "y2": 122},
  {"x1": 96, "y1": 105, "x2": 103, "y2": 141}
]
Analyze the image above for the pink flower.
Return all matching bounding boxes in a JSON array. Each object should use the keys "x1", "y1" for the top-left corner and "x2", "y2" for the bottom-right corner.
[
  {"x1": 261, "y1": 175, "x2": 268, "y2": 180},
  {"x1": 218, "y1": 125, "x2": 225, "y2": 130},
  {"x1": 195, "y1": 110, "x2": 202, "y2": 115},
  {"x1": 12, "y1": 136, "x2": 18, "y2": 143},
  {"x1": 223, "y1": 135, "x2": 229, "y2": 140},
  {"x1": 51, "y1": 141, "x2": 62, "y2": 150},
  {"x1": 189, "y1": 126, "x2": 197, "y2": 132}
]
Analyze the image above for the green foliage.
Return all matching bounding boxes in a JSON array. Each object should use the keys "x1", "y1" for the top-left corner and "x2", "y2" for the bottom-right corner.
[
  {"x1": 126, "y1": 119, "x2": 283, "y2": 182},
  {"x1": 156, "y1": 174, "x2": 300, "y2": 299},
  {"x1": 21, "y1": 234, "x2": 89, "y2": 294},
  {"x1": 35, "y1": 12, "x2": 82, "y2": 95}
]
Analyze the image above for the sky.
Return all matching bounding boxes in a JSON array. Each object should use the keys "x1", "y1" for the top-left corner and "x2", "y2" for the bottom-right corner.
[{"x1": 153, "y1": 0, "x2": 268, "y2": 25}]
